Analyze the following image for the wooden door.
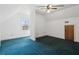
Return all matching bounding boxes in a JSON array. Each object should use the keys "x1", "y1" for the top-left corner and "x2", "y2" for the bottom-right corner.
[{"x1": 65, "y1": 25, "x2": 74, "y2": 41}]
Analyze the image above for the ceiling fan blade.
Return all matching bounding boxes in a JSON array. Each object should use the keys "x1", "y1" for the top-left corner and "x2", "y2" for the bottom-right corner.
[
  {"x1": 52, "y1": 5, "x2": 64, "y2": 7},
  {"x1": 51, "y1": 8, "x2": 57, "y2": 9},
  {"x1": 37, "y1": 6, "x2": 47, "y2": 9},
  {"x1": 37, "y1": 6, "x2": 46, "y2": 7}
]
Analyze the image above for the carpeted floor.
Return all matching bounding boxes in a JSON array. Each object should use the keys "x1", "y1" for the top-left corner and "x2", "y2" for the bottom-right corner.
[
  {"x1": 36, "y1": 36, "x2": 79, "y2": 55},
  {"x1": 0, "y1": 36, "x2": 79, "y2": 55}
]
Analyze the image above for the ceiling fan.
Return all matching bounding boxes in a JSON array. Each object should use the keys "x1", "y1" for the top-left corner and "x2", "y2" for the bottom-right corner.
[{"x1": 37, "y1": 4, "x2": 64, "y2": 13}]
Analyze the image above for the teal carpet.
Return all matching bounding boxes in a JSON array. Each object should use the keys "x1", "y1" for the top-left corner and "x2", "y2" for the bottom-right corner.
[
  {"x1": 0, "y1": 36, "x2": 79, "y2": 55},
  {"x1": 36, "y1": 36, "x2": 79, "y2": 55}
]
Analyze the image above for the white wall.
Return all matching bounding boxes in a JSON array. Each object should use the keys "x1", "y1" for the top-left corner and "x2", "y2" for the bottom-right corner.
[
  {"x1": 45, "y1": 19, "x2": 64, "y2": 39},
  {"x1": 46, "y1": 17, "x2": 79, "y2": 42},
  {"x1": 42, "y1": 5, "x2": 79, "y2": 42},
  {"x1": 0, "y1": 24, "x2": 1, "y2": 41},
  {"x1": 35, "y1": 5, "x2": 79, "y2": 42},
  {"x1": 0, "y1": 4, "x2": 79, "y2": 42},
  {"x1": 0, "y1": 27, "x2": 1, "y2": 46},
  {"x1": 0, "y1": 4, "x2": 22, "y2": 24},
  {"x1": 30, "y1": 10, "x2": 36, "y2": 41},
  {"x1": 0, "y1": 25, "x2": 1, "y2": 40},
  {"x1": 33, "y1": 5, "x2": 79, "y2": 42},
  {"x1": 1, "y1": 13, "x2": 30, "y2": 40},
  {"x1": 35, "y1": 14, "x2": 46, "y2": 38},
  {"x1": 0, "y1": 5, "x2": 36, "y2": 41}
]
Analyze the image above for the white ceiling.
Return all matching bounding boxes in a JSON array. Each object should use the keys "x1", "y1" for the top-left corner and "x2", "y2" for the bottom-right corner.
[
  {"x1": 35, "y1": 4, "x2": 77, "y2": 15},
  {"x1": 0, "y1": 4, "x2": 78, "y2": 24},
  {"x1": 0, "y1": 4, "x2": 22, "y2": 23},
  {"x1": 43, "y1": 4, "x2": 79, "y2": 20},
  {"x1": 0, "y1": 4, "x2": 34, "y2": 24},
  {"x1": 0, "y1": 4, "x2": 76, "y2": 19}
]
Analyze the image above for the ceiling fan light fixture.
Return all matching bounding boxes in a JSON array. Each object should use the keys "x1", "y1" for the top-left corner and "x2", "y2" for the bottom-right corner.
[
  {"x1": 37, "y1": 4, "x2": 63, "y2": 14},
  {"x1": 47, "y1": 10, "x2": 51, "y2": 13},
  {"x1": 48, "y1": 4, "x2": 52, "y2": 8}
]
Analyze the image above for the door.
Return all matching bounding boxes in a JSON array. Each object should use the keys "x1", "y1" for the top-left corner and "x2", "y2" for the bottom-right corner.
[{"x1": 65, "y1": 25, "x2": 74, "y2": 41}]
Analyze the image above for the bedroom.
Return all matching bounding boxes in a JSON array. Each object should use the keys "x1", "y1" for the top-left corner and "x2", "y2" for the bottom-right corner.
[{"x1": 0, "y1": 4, "x2": 79, "y2": 55}]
